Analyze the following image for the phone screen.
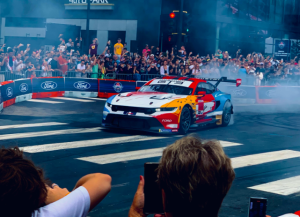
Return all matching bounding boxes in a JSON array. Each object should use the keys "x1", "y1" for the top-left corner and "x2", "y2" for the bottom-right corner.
[
  {"x1": 248, "y1": 197, "x2": 267, "y2": 217},
  {"x1": 144, "y1": 163, "x2": 164, "y2": 215}
]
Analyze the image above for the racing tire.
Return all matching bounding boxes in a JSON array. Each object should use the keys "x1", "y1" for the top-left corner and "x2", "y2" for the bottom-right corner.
[
  {"x1": 221, "y1": 101, "x2": 232, "y2": 127},
  {"x1": 179, "y1": 106, "x2": 192, "y2": 134}
]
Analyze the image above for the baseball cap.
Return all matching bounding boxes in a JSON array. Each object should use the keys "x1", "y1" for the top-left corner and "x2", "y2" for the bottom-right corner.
[{"x1": 150, "y1": 54, "x2": 154, "y2": 57}]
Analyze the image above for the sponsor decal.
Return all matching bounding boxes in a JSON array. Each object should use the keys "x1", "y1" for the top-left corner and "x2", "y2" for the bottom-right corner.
[
  {"x1": 41, "y1": 81, "x2": 58, "y2": 90},
  {"x1": 197, "y1": 111, "x2": 204, "y2": 115},
  {"x1": 203, "y1": 102, "x2": 215, "y2": 113},
  {"x1": 278, "y1": 41, "x2": 285, "y2": 49},
  {"x1": 6, "y1": 87, "x2": 13, "y2": 97},
  {"x1": 74, "y1": 81, "x2": 91, "y2": 90},
  {"x1": 19, "y1": 83, "x2": 29, "y2": 93},
  {"x1": 172, "y1": 129, "x2": 178, "y2": 132},
  {"x1": 173, "y1": 81, "x2": 184, "y2": 85},
  {"x1": 113, "y1": 82, "x2": 123, "y2": 93},
  {"x1": 162, "y1": 119, "x2": 172, "y2": 123},
  {"x1": 231, "y1": 89, "x2": 247, "y2": 97},
  {"x1": 69, "y1": 0, "x2": 109, "y2": 4},
  {"x1": 159, "y1": 129, "x2": 172, "y2": 133},
  {"x1": 124, "y1": 111, "x2": 136, "y2": 116},
  {"x1": 157, "y1": 80, "x2": 167, "y2": 84},
  {"x1": 266, "y1": 89, "x2": 277, "y2": 98}
]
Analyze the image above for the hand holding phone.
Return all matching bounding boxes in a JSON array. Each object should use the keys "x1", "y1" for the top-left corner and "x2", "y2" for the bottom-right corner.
[
  {"x1": 248, "y1": 197, "x2": 267, "y2": 217},
  {"x1": 144, "y1": 163, "x2": 164, "y2": 215}
]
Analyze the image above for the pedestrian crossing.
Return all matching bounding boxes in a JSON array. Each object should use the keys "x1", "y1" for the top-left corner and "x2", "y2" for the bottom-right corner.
[{"x1": 0, "y1": 121, "x2": 300, "y2": 197}]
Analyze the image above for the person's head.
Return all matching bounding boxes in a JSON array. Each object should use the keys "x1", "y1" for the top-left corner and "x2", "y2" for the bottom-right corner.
[
  {"x1": 164, "y1": 60, "x2": 168, "y2": 65},
  {"x1": 117, "y1": 38, "x2": 121, "y2": 43},
  {"x1": 0, "y1": 147, "x2": 48, "y2": 216},
  {"x1": 156, "y1": 47, "x2": 160, "y2": 51},
  {"x1": 100, "y1": 61, "x2": 105, "y2": 66},
  {"x1": 181, "y1": 46, "x2": 185, "y2": 50},
  {"x1": 93, "y1": 39, "x2": 96, "y2": 44},
  {"x1": 7, "y1": 48, "x2": 14, "y2": 57},
  {"x1": 81, "y1": 60, "x2": 85, "y2": 66},
  {"x1": 145, "y1": 44, "x2": 149, "y2": 49},
  {"x1": 16, "y1": 53, "x2": 21, "y2": 60},
  {"x1": 69, "y1": 38, "x2": 72, "y2": 43},
  {"x1": 150, "y1": 54, "x2": 154, "y2": 60},
  {"x1": 76, "y1": 42, "x2": 80, "y2": 47},
  {"x1": 107, "y1": 49, "x2": 111, "y2": 54},
  {"x1": 113, "y1": 55, "x2": 118, "y2": 60},
  {"x1": 157, "y1": 136, "x2": 235, "y2": 217},
  {"x1": 113, "y1": 62, "x2": 118, "y2": 67}
]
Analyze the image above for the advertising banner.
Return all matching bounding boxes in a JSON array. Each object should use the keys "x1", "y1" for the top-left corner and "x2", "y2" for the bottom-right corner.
[
  {"x1": 0, "y1": 85, "x2": 3, "y2": 112},
  {"x1": 99, "y1": 80, "x2": 137, "y2": 94},
  {"x1": 274, "y1": 39, "x2": 290, "y2": 60},
  {"x1": 32, "y1": 77, "x2": 64, "y2": 93},
  {"x1": 65, "y1": 78, "x2": 98, "y2": 92},
  {"x1": 0, "y1": 81, "x2": 15, "y2": 102},
  {"x1": 223, "y1": 85, "x2": 256, "y2": 99},
  {"x1": 257, "y1": 86, "x2": 300, "y2": 103},
  {"x1": 14, "y1": 79, "x2": 32, "y2": 97},
  {"x1": 136, "y1": 81, "x2": 147, "y2": 90}
]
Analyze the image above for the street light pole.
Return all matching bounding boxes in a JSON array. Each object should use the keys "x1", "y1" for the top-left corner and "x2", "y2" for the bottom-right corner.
[
  {"x1": 86, "y1": 0, "x2": 91, "y2": 54},
  {"x1": 177, "y1": 0, "x2": 184, "y2": 47}
]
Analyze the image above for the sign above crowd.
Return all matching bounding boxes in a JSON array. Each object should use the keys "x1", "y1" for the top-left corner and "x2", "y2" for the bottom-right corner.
[
  {"x1": 65, "y1": 0, "x2": 114, "y2": 10},
  {"x1": 68, "y1": 0, "x2": 109, "y2": 4}
]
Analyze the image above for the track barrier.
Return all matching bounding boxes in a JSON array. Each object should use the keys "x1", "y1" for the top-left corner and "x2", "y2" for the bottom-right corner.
[{"x1": 0, "y1": 73, "x2": 299, "y2": 113}]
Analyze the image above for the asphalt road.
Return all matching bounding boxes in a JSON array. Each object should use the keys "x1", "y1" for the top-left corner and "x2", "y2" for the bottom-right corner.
[{"x1": 1, "y1": 97, "x2": 300, "y2": 217}]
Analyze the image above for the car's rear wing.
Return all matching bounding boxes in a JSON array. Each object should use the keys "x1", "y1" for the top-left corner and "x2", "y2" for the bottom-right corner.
[{"x1": 198, "y1": 77, "x2": 242, "y2": 87}]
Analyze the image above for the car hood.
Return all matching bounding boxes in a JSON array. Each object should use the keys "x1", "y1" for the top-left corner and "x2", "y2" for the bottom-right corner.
[{"x1": 111, "y1": 92, "x2": 186, "y2": 108}]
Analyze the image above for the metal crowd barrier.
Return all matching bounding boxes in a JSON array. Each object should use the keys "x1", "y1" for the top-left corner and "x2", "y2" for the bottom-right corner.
[{"x1": 105, "y1": 73, "x2": 161, "y2": 81}]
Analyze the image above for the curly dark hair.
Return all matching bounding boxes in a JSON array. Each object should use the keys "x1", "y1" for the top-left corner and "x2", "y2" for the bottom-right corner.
[{"x1": 0, "y1": 147, "x2": 48, "y2": 217}]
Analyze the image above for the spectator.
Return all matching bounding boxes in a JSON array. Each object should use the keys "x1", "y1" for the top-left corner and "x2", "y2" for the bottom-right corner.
[
  {"x1": 142, "y1": 44, "x2": 150, "y2": 57},
  {"x1": 0, "y1": 146, "x2": 111, "y2": 217},
  {"x1": 99, "y1": 61, "x2": 106, "y2": 79},
  {"x1": 76, "y1": 60, "x2": 86, "y2": 78},
  {"x1": 57, "y1": 53, "x2": 68, "y2": 76},
  {"x1": 147, "y1": 63, "x2": 159, "y2": 74},
  {"x1": 129, "y1": 135, "x2": 235, "y2": 217},
  {"x1": 160, "y1": 60, "x2": 169, "y2": 76},
  {"x1": 114, "y1": 38, "x2": 123, "y2": 59},
  {"x1": 133, "y1": 65, "x2": 141, "y2": 80},
  {"x1": 89, "y1": 38, "x2": 98, "y2": 57}
]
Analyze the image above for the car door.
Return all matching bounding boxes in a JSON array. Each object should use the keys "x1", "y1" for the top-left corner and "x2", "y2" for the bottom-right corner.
[{"x1": 195, "y1": 82, "x2": 216, "y2": 122}]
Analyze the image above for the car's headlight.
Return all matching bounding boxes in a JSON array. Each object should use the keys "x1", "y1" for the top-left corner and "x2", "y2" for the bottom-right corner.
[
  {"x1": 155, "y1": 107, "x2": 177, "y2": 112},
  {"x1": 106, "y1": 102, "x2": 112, "y2": 108}
]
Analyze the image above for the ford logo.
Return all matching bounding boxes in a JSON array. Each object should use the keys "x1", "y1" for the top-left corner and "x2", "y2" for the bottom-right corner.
[
  {"x1": 266, "y1": 89, "x2": 277, "y2": 98},
  {"x1": 41, "y1": 81, "x2": 57, "y2": 90},
  {"x1": 74, "y1": 81, "x2": 91, "y2": 90},
  {"x1": 231, "y1": 89, "x2": 247, "y2": 97},
  {"x1": 6, "y1": 87, "x2": 13, "y2": 97},
  {"x1": 19, "y1": 83, "x2": 28, "y2": 93}
]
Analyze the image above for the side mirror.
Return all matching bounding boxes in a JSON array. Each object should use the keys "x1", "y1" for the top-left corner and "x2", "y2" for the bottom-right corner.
[
  {"x1": 236, "y1": 79, "x2": 242, "y2": 87},
  {"x1": 198, "y1": 91, "x2": 206, "y2": 96}
]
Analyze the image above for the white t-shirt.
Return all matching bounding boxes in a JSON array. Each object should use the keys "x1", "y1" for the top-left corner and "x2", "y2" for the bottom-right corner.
[
  {"x1": 31, "y1": 186, "x2": 90, "y2": 217},
  {"x1": 77, "y1": 64, "x2": 86, "y2": 70}
]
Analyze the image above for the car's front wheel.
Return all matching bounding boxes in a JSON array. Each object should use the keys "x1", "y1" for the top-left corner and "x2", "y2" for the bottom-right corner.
[
  {"x1": 221, "y1": 101, "x2": 232, "y2": 127},
  {"x1": 179, "y1": 106, "x2": 191, "y2": 134}
]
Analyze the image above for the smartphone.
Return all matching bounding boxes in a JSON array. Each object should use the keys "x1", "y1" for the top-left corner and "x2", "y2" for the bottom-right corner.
[
  {"x1": 144, "y1": 163, "x2": 164, "y2": 215},
  {"x1": 248, "y1": 197, "x2": 267, "y2": 217}
]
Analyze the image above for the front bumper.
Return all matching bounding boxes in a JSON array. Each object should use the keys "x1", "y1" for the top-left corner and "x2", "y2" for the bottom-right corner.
[{"x1": 102, "y1": 114, "x2": 179, "y2": 133}]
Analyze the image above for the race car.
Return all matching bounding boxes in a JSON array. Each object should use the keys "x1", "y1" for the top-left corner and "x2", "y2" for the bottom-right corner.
[{"x1": 102, "y1": 76, "x2": 242, "y2": 134}]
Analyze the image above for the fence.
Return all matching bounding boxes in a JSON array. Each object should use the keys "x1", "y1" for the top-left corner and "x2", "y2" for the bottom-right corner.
[{"x1": 105, "y1": 73, "x2": 161, "y2": 81}]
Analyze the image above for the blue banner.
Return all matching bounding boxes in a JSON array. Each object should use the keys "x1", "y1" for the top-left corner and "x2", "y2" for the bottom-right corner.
[
  {"x1": 65, "y1": 78, "x2": 98, "y2": 92},
  {"x1": 99, "y1": 80, "x2": 136, "y2": 93},
  {"x1": 1, "y1": 82, "x2": 15, "y2": 102},
  {"x1": 136, "y1": 81, "x2": 147, "y2": 88},
  {"x1": 14, "y1": 79, "x2": 32, "y2": 97},
  {"x1": 32, "y1": 78, "x2": 64, "y2": 93},
  {"x1": 0, "y1": 85, "x2": 2, "y2": 105},
  {"x1": 224, "y1": 86, "x2": 256, "y2": 99}
]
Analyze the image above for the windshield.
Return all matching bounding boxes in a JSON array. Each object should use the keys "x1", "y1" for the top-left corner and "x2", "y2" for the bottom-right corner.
[{"x1": 139, "y1": 85, "x2": 193, "y2": 95}]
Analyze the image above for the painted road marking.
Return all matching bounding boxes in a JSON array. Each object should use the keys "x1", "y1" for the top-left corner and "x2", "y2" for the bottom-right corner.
[
  {"x1": 92, "y1": 98, "x2": 107, "y2": 101},
  {"x1": 28, "y1": 99, "x2": 64, "y2": 104},
  {"x1": 22, "y1": 136, "x2": 167, "y2": 153},
  {"x1": 248, "y1": 175, "x2": 300, "y2": 196},
  {"x1": 231, "y1": 150, "x2": 300, "y2": 169},
  {"x1": 0, "y1": 127, "x2": 103, "y2": 140},
  {"x1": 0, "y1": 122, "x2": 67, "y2": 130},
  {"x1": 76, "y1": 141, "x2": 242, "y2": 164},
  {"x1": 52, "y1": 97, "x2": 95, "y2": 103}
]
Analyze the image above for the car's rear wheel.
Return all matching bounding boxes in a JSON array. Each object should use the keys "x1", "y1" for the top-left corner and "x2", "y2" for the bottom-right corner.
[
  {"x1": 179, "y1": 106, "x2": 191, "y2": 134},
  {"x1": 221, "y1": 101, "x2": 232, "y2": 127}
]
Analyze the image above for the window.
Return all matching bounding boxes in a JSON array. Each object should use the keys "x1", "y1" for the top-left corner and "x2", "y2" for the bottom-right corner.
[{"x1": 195, "y1": 83, "x2": 216, "y2": 95}]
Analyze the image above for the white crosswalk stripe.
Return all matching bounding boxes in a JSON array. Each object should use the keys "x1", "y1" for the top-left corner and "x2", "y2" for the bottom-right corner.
[
  {"x1": 248, "y1": 175, "x2": 300, "y2": 196},
  {"x1": 0, "y1": 127, "x2": 103, "y2": 140},
  {"x1": 76, "y1": 141, "x2": 243, "y2": 164},
  {"x1": 0, "y1": 122, "x2": 67, "y2": 130},
  {"x1": 28, "y1": 99, "x2": 64, "y2": 104},
  {"x1": 22, "y1": 136, "x2": 169, "y2": 153},
  {"x1": 232, "y1": 150, "x2": 300, "y2": 169},
  {"x1": 52, "y1": 97, "x2": 95, "y2": 103}
]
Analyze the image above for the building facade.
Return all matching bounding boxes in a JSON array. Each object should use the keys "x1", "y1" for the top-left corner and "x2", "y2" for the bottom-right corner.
[{"x1": 0, "y1": 0, "x2": 162, "y2": 54}]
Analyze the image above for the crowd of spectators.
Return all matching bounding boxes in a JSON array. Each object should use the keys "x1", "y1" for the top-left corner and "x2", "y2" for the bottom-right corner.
[{"x1": 0, "y1": 35, "x2": 300, "y2": 85}]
